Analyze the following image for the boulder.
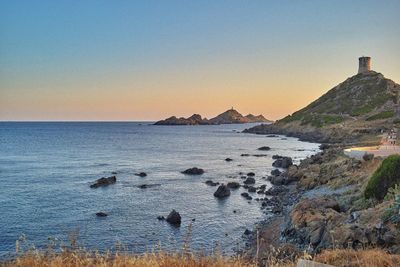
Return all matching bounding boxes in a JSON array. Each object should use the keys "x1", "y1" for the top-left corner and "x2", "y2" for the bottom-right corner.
[
  {"x1": 271, "y1": 169, "x2": 282, "y2": 176},
  {"x1": 225, "y1": 158, "x2": 233, "y2": 162},
  {"x1": 272, "y1": 157, "x2": 293, "y2": 169},
  {"x1": 182, "y1": 167, "x2": 204, "y2": 175},
  {"x1": 90, "y1": 176, "x2": 116, "y2": 188},
  {"x1": 247, "y1": 172, "x2": 255, "y2": 176},
  {"x1": 258, "y1": 146, "x2": 271, "y2": 151},
  {"x1": 214, "y1": 184, "x2": 231, "y2": 198},
  {"x1": 244, "y1": 177, "x2": 256, "y2": 184},
  {"x1": 227, "y1": 182, "x2": 240, "y2": 189},
  {"x1": 205, "y1": 180, "x2": 219, "y2": 186},
  {"x1": 96, "y1": 212, "x2": 108, "y2": 217},
  {"x1": 135, "y1": 172, "x2": 147, "y2": 177},
  {"x1": 166, "y1": 210, "x2": 181, "y2": 225},
  {"x1": 265, "y1": 185, "x2": 289, "y2": 196},
  {"x1": 157, "y1": 216, "x2": 165, "y2": 221},
  {"x1": 248, "y1": 186, "x2": 257, "y2": 192},
  {"x1": 243, "y1": 177, "x2": 256, "y2": 184},
  {"x1": 241, "y1": 192, "x2": 252, "y2": 200}
]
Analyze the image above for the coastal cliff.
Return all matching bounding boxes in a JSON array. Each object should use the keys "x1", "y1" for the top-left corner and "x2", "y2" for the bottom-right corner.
[{"x1": 154, "y1": 108, "x2": 272, "y2": 125}]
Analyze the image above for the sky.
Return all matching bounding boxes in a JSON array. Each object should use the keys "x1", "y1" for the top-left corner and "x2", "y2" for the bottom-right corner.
[{"x1": 1, "y1": 0, "x2": 399, "y2": 121}]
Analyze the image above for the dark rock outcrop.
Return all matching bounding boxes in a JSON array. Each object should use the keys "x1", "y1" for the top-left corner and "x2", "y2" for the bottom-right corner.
[
  {"x1": 90, "y1": 176, "x2": 116, "y2": 188},
  {"x1": 271, "y1": 169, "x2": 282, "y2": 176},
  {"x1": 166, "y1": 210, "x2": 181, "y2": 225},
  {"x1": 214, "y1": 184, "x2": 231, "y2": 198},
  {"x1": 272, "y1": 157, "x2": 293, "y2": 169},
  {"x1": 227, "y1": 182, "x2": 240, "y2": 189},
  {"x1": 241, "y1": 192, "x2": 252, "y2": 200},
  {"x1": 182, "y1": 167, "x2": 204, "y2": 175},
  {"x1": 243, "y1": 177, "x2": 256, "y2": 184}
]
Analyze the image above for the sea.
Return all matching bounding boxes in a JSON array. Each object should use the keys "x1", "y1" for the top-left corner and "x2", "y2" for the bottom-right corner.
[{"x1": 0, "y1": 122, "x2": 320, "y2": 257}]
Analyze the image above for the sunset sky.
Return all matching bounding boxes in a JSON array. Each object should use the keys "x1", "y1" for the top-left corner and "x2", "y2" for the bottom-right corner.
[{"x1": 1, "y1": 0, "x2": 399, "y2": 121}]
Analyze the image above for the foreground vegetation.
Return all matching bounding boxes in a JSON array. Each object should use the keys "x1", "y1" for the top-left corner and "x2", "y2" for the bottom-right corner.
[{"x1": 3, "y1": 247, "x2": 400, "y2": 267}]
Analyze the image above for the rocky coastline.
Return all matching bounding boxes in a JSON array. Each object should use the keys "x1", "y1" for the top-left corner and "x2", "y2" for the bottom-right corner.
[{"x1": 242, "y1": 139, "x2": 400, "y2": 264}]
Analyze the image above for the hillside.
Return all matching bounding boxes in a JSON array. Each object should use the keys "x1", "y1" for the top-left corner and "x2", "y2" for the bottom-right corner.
[
  {"x1": 154, "y1": 109, "x2": 272, "y2": 125},
  {"x1": 245, "y1": 71, "x2": 400, "y2": 144}
]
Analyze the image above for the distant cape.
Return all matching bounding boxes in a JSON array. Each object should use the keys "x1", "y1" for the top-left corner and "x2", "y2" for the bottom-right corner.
[{"x1": 154, "y1": 109, "x2": 272, "y2": 125}]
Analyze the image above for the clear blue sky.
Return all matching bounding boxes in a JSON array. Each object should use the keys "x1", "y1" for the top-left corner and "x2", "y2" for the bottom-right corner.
[{"x1": 1, "y1": 0, "x2": 399, "y2": 120}]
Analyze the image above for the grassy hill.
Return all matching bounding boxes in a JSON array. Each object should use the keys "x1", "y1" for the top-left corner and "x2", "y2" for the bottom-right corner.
[{"x1": 245, "y1": 71, "x2": 400, "y2": 144}]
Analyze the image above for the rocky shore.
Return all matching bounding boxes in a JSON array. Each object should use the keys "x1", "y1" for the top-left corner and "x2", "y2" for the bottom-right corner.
[{"x1": 243, "y1": 144, "x2": 400, "y2": 263}]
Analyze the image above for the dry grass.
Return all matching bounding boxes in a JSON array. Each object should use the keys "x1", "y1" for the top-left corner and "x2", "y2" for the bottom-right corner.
[
  {"x1": 2, "y1": 251, "x2": 255, "y2": 267},
  {"x1": 314, "y1": 248, "x2": 400, "y2": 267},
  {"x1": 2, "y1": 248, "x2": 400, "y2": 267}
]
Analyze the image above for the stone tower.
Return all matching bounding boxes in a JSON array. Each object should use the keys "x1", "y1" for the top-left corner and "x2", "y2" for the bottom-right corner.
[{"x1": 358, "y1": 56, "x2": 371, "y2": 74}]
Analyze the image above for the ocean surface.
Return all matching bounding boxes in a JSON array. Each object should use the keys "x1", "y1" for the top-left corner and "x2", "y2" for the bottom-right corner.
[{"x1": 0, "y1": 122, "x2": 320, "y2": 257}]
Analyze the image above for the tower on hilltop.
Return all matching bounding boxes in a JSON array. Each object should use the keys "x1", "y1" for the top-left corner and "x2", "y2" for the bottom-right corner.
[{"x1": 358, "y1": 56, "x2": 371, "y2": 74}]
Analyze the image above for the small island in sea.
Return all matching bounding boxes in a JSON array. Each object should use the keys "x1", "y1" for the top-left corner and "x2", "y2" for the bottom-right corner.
[{"x1": 154, "y1": 108, "x2": 272, "y2": 125}]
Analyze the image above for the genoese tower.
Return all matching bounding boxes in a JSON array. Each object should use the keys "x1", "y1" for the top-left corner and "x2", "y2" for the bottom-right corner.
[{"x1": 358, "y1": 56, "x2": 371, "y2": 74}]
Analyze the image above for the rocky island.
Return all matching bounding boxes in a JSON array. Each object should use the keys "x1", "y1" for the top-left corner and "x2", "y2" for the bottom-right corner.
[{"x1": 154, "y1": 108, "x2": 272, "y2": 125}]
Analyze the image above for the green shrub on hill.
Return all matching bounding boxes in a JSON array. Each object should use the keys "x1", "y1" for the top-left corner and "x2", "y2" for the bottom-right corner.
[
  {"x1": 366, "y1": 110, "x2": 395, "y2": 121},
  {"x1": 364, "y1": 155, "x2": 400, "y2": 200}
]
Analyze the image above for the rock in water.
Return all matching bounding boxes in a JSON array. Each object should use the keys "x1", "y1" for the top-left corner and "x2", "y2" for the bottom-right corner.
[
  {"x1": 205, "y1": 180, "x2": 219, "y2": 186},
  {"x1": 90, "y1": 176, "x2": 116, "y2": 188},
  {"x1": 214, "y1": 184, "x2": 231, "y2": 198},
  {"x1": 271, "y1": 169, "x2": 282, "y2": 176},
  {"x1": 135, "y1": 172, "x2": 147, "y2": 177},
  {"x1": 96, "y1": 212, "x2": 108, "y2": 217},
  {"x1": 258, "y1": 146, "x2": 271, "y2": 151},
  {"x1": 243, "y1": 177, "x2": 256, "y2": 184},
  {"x1": 166, "y1": 210, "x2": 181, "y2": 225},
  {"x1": 272, "y1": 157, "x2": 293, "y2": 168},
  {"x1": 227, "y1": 182, "x2": 240, "y2": 189},
  {"x1": 181, "y1": 167, "x2": 204, "y2": 175},
  {"x1": 225, "y1": 158, "x2": 233, "y2": 162}
]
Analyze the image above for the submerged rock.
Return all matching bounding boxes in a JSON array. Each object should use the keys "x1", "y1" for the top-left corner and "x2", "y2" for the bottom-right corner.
[
  {"x1": 157, "y1": 216, "x2": 165, "y2": 221},
  {"x1": 205, "y1": 180, "x2": 219, "y2": 186},
  {"x1": 137, "y1": 184, "x2": 161, "y2": 189},
  {"x1": 182, "y1": 167, "x2": 204, "y2": 175},
  {"x1": 96, "y1": 212, "x2": 108, "y2": 217},
  {"x1": 227, "y1": 182, "x2": 240, "y2": 189},
  {"x1": 241, "y1": 192, "x2": 252, "y2": 200},
  {"x1": 214, "y1": 184, "x2": 231, "y2": 198},
  {"x1": 225, "y1": 158, "x2": 233, "y2": 162},
  {"x1": 166, "y1": 210, "x2": 181, "y2": 225},
  {"x1": 135, "y1": 172, "x2": 147, "y2": 177},
  {"x1": 258, "y1": 146, "x2": 271, "y2": 151},
  {"x1": 247, "y1": 172, "x2": 255, "y2": 177},
  {"x1": 90, "y1": 176, "x2": 116, "y2": 188}
]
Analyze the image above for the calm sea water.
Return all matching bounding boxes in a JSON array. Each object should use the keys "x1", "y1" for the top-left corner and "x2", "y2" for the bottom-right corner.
[{"x1": 0, "y1": 122, "x2": 319, "y2": 257}]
